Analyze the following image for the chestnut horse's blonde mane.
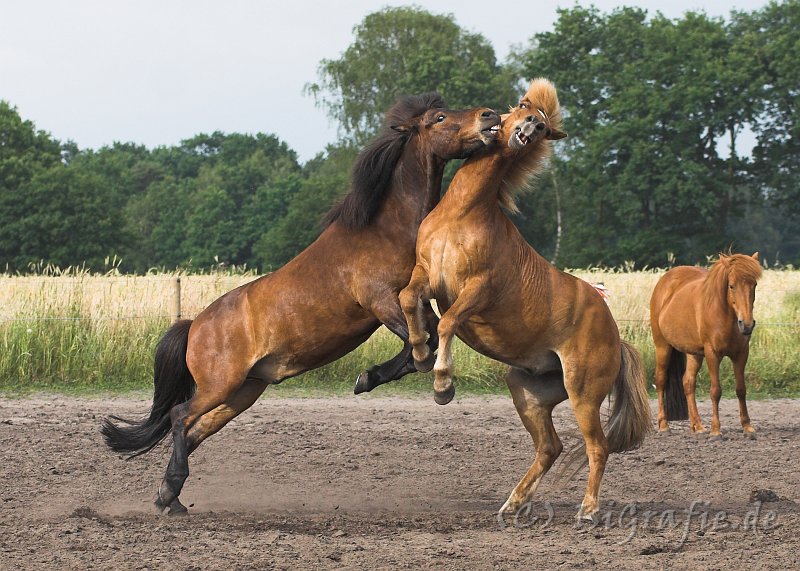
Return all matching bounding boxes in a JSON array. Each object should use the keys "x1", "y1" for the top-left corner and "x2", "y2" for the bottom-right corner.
[
  {"x1": 703, "y1": 253, "x2": 763, "y2": 300},
  {"x1": 499, "y1": 78, "x2": 564, "y2": 214}
]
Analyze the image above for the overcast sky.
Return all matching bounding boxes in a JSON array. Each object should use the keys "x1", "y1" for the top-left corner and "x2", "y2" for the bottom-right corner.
[{"x1": 1, "y1": 0, "x2": 771, "y2": 163}]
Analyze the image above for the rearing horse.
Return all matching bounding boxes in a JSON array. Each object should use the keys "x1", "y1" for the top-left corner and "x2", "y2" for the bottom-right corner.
[
  {"x1": 651, "y1": 252, "x2": 762, "y2": 437},
  {"x1": 102, "y1": 95, "x2": 500, "y2": 514},
  {"x1": 399, "y1": 79, "x2": 652, "y2": 520}
]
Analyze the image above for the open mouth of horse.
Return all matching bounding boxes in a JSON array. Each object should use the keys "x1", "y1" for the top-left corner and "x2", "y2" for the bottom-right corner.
[
  {"x1": 481, "y1": 121, "x2": 501, "y2": 139},
  {"x1": 513, "y1": 130, "x2": 530, "y2": 146}
]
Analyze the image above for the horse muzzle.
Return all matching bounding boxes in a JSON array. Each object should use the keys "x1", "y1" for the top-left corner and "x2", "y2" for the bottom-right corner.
[{"x1": 738, "y1": 319, "x2": 756, "y2": 336}]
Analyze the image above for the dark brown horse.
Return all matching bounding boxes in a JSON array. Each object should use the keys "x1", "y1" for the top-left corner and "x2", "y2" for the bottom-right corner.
[
  {"x1": 651, "y1": 252, "x2": 762, "y2": 437},
  {"x1": 102, "y1": 95, "x2": 500, "y2": 514},
  {"x1": 399, "y1": 79, "x2": 652, "y2": 520}
]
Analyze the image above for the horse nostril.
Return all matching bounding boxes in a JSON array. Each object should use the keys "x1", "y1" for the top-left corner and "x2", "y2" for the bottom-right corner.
[
  {"x1": 535, "y1": 123, "x2": 545, "y2": 131},
  {"x1": 481, "y1": 109, "x2": 496, "y2": 118}
]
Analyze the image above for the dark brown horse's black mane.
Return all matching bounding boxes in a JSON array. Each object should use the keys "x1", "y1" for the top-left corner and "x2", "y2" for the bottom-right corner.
[{"x1": 322, "y1": 92, "x2": 447, "y2": 230}]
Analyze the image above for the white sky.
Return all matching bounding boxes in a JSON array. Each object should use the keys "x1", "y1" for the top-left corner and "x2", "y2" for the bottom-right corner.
[{"x1": 0, "y1": 0, "x2": 770, "y2": 163}]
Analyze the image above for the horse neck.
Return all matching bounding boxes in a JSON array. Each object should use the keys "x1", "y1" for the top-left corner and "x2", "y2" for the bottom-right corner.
[
  {"x1": 376, "y1": 141, "x2": 445, "y2": 234},
  {"x1": 441, "y1": 151, "x2": 509, "y2": 215}
]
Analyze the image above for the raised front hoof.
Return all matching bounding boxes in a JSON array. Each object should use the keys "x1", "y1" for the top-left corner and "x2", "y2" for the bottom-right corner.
[
  {"x1": 413, "y1": 352, "x2": 436, "y2": 373},
  {"x1": 433, "y1": 384, "x2": 455, "y2": 406},
  {"x1": 353, "y1": 371, "x2": 372, "y2": 395}
]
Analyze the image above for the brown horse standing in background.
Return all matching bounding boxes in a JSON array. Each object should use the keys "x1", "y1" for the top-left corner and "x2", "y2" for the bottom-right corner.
[
  {"x1": 102, "y1": 95, "x2": 500, "y2": 514},
  {"x1": 399, "y1": 79, "x2": 652, "y2": 520},
  {"x1": 651, "y1": 252, "x2": 762, "y2": 437}
]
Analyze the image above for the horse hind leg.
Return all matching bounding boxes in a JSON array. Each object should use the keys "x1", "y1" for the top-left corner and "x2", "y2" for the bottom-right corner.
[
  {"x1": 561, "y1": 359, "x2": 616, "y2": 521},
  {"x1": 154, "y1": 372, "x2": 257, "y2": 515},
  {"x1": 499, "y1": 368, "x2": 567, "y2": 515},
  {"x1": 683, "y1": 354, "x2": 706, "y2": 433}
]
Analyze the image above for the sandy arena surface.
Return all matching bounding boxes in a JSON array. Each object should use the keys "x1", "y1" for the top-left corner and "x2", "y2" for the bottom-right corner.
[{"x1": 1, "y1": 394, "x2": 798, "y2": 570}]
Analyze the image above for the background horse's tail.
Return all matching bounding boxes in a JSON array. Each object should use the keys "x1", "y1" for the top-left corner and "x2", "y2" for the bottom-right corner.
[
  {"x1": 606, "y1": 341, "x2": 654, "y2": 453},
  {"x1": 101, "y1": 319, "x2": 195, "y2": 457},
  {"x1": 664, "y1": 349, "x2": 689, "y2": 421}
]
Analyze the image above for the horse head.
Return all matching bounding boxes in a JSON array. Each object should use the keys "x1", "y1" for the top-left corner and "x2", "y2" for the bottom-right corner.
[
  {"x1": 391, "y1": 105, "x2": 500, "y2": 160},
  {"x1": 722, "y1": 252, "x2": 762, "y2": 336},
  {"x1": 494, "y1": 78, "x2": 567, "y2": 213}
]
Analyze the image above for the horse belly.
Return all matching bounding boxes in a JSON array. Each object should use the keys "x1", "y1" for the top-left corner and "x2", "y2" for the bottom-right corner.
[
  {"x1": 456, "y1": 319, "x2": 540, "y2": 369},
  {"x1": 658, "y1": 299, "x2": 704, "y2": 355}
]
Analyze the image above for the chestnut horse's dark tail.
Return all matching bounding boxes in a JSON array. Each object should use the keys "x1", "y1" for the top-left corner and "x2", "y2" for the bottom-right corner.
[
  {"x1": 664, "y1": 349, "x2": 689, "y2": 421},
  {"x1": 102, "y1": 319, "x2": 195, "y2": 457}
]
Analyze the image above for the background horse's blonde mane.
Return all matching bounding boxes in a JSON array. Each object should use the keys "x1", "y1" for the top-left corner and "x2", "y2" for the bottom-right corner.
[{"x1": 499, "y1": 78, "x2": 564, "y2": 214}]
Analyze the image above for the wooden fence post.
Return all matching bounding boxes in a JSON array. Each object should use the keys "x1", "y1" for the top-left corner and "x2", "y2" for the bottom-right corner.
[{"x1": 172, "y1": 277, "x2": 182, "y2": 322}]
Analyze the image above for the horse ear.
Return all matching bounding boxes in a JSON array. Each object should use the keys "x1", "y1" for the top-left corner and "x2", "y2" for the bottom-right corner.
[
  {"x1": 547, "y1": 128, "x2": 567, "y2": 140},
  {"x1": 390, "y1": 124, "x2": 411, "y2": 133},
  {"x1": 752, "y1": 251, "x2": 759, "y2": 261}
]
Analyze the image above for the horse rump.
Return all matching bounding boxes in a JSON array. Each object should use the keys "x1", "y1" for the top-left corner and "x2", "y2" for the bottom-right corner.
[
  {"x1": 101, "y1": 319, "x2": 196, "y2": 457},
  {"x1": 665, "y1": 349, "x2": 689, "y2": 421}
]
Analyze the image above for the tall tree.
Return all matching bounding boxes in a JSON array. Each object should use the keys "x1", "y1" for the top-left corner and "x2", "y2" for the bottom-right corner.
[
  {"x1": 306, "y1": 6, "x2": 517, "y2": 144},
  {"x1": 512, "y1": 7, "x2": 755, "y2": 267},
  {"x1": 734, "y1": 1, "x2": 800, "y2": 221}
]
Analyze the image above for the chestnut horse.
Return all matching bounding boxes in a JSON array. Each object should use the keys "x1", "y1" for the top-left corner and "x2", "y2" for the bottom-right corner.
[
  {"x1": 651, "y1": 252, "x2": 762, "y2": 437},
  {"x1": 399, "y1": 79, "x2": 652, "y2": 520},
  {"x1": 102, "y1": 95, "x2": 500, "y2": 514}
]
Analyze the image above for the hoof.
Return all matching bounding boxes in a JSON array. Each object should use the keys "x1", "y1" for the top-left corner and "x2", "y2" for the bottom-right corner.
[
  {"x1": 708, "y1": 433, "x2": 722, "y2": 442},
  {"x1": 354, "y1": 371, "x2": 372, "y2": 395},
  {"x1": 414, "y1": 352, "x2": 436, "y2": 373},
  {"x1": 434, "y1": 383, "x2": 455, "y2": 405},
  {"x1": 575, "y1": 509, "x2": 598, "y2": 524},
  {"x1": 657, "y1": 424, "x2": 670, "y2": 433},
  {"x1": 743, "y1": 430, "x2": 756, "y2": 440},
  {"x1": 153, "y1": 494, "x2": 169, "y2": 515},
  {"x1": 691, "y1": 427, "x2": 708, "y2": 435},
  {"x1": 167, "y1": 499, "x2": 189, "y2": 516}
]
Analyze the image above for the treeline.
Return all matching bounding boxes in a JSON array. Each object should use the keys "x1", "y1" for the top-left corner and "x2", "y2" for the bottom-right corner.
[{"x1": 1, "y1": 2, "x2": 798, "y2": 273}]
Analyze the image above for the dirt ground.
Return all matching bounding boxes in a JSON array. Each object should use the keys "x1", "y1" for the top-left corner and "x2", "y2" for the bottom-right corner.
[{"x1": 1, "y1": 393, "x2": 798, "y2": 570}]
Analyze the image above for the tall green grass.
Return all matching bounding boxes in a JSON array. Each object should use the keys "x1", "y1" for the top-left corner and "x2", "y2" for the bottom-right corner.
[{"x1": 1, "y1": 269, "x2": 798, "y2": 397}]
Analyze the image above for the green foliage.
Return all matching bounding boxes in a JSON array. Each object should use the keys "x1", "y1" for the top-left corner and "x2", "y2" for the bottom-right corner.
[
  {"x1": 1, "y1": 3, "x2": 799, "y2": 272},
  {"x1": 257, "y1": 144, "x2": 357, "y2": 268}
]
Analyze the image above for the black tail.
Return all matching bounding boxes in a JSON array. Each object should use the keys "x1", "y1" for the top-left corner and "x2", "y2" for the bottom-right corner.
[
  {"x1": 102, "y1": 319, "x2": 195, "y2": 457},
  {"x1": 665, "y1": 349, "x2": 688, "y2": 421}
]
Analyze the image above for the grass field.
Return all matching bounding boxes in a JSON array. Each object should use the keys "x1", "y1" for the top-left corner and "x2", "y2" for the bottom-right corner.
[{"x1": 1, "y1": 268, "x2": 798, "y2": 397}]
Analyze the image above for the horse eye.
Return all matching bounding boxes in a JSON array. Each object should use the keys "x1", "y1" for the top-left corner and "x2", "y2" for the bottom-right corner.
[
  {"x1": 436, "y1": 115, "x2": 446, "y2": 122},
  {"x1": 519, "y1": 102, "x2": 528, "y2": 109}
]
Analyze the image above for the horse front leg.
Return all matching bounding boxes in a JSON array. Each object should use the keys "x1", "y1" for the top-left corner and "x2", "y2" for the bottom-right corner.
[
  {"x1": 399, "y1": 264, "x2": 436, "y2": 373},
  {"x1": 732, "y1": 349, "x2": 755, "y2": 437},
  {"x1": 354, "y1": 299, "x2": 441, "y2": 394},
  {"x1": 354, "y1": 293, "x2": 414, "y2": 394},
  {"x1": 430, "y1": 275, "x2": 489, "y2": 405}
]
